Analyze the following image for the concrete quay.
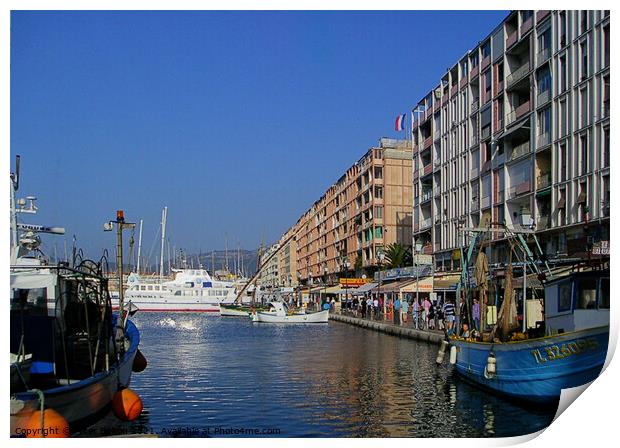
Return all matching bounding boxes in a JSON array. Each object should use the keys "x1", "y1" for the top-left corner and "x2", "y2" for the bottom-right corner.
[{"x1": 329, "y1": 312, "x2": 445, "y2": 344}]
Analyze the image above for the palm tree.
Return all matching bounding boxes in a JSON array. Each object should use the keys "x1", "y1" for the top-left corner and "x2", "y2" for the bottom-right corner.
[{"x1": 384, "y1": 243, "x2": 412, "y2": 269}]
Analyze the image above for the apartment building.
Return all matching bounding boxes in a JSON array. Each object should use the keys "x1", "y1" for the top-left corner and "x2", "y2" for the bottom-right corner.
[
  {"x1": 410, "y1": 10, "x2": 610, "y2": 271},
  {"x1": 291, "y1": 138, "x2": 413, "y2": 285},
  {"x1": 257, "y1": 243, "x2": 280, "y2": 287},
  {"x1": 277, "y1": 226, "x2": 298, "y2": 287}
]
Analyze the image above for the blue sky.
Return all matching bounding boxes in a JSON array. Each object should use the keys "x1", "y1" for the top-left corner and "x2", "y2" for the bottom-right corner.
[{"x1": 11, "y1": 10, "x2": 507, "y2": 257}]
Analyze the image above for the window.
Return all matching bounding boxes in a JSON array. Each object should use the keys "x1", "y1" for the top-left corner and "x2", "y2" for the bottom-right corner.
[
  {"x1": 538, "y1": 27, "x2": 551, "y2": 55},
  {"x1": 471, "y1": 53, "x2": 479, "y2": 68},
  {"x1": 559, "y1": 55, "x2": 567, "y2": 92},
  {"x1": 603, "y1": 75, "x2": 610, "y2": 117},
  {"x1": 559, "y1": 11, "x2": 567, "y2": 47},
  {"x1": 560, "y1": 143, "x2": 567, "y2": 181},
  {"x1": 558, "y1": 282, "x2": 572, "y2": 312},
  {"x1": 374, "y1": 206, "x2": 383, "y2": 219},
  {"x1": 12, "y1": 288, "x2": 47, "y2": 313},
  {"x1": 521, "y1": 10, "x2": 533, "y2": 23},
  {"x1": 576, "y1": 278, "x2": 597, "y2": 309},
  {"x1": 374, "y1": 226, "x2": 383, "y2": 239},
  {"x1": 604, "y1": 25, "x2": 610, "y2": 67},
  {"x1": 580, "y1": 11, "x2": 588, "y2": 34},
  {"x1": 374, "y1": 166, "x2": 383, "y2": 179},
  {"x1": 484, "y1": 70, "x2": 491, "y2": 95},
  {"x1": 374, "y1": 186, "x2": 383, "y2": 199},
  {"x1": 603, "y1": 128, "x2": 610, "y2": 168},
  {"x1": 482, "y1": 42, "x2": 491, "y2": 59},
  {"x1": 599, "y1": 278, "x2": 610, "y2": 309},
  {"x1": 580, "y1": 88, "x2": 588, "y2": 128},
  {"x1": 580, "y1": 135, "x2": 588, "y2": 175},
  {"x1": 537, "y1": 66, "x2": 551, "y2": 96},
  {"x1": 559, "y1": 99, "x2": 567, "y2": 136},
  {"x1": 580, "y1": 41, "x2": 588, "y2": 80},
  {"x1": 538, "y1": 107, "x2": 551, "y2": 135}
]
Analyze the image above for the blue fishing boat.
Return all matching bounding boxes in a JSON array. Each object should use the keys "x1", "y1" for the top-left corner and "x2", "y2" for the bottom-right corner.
[
  {"x1": 442, "y1": 224, "x2": 609, "y2": 404},
  {"x1": 9, "y1": 157, "x2": 145, "y2": 436}
]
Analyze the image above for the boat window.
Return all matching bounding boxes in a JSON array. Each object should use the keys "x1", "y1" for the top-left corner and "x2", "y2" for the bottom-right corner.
[
  {"x1": 147, "y1": 285, "x2": 153, "y2": 291},
  {"x1": 599, "y1": 278, "x2": 610, "y2": 309},
  {"x1": 558, "y1": 282, "x2": 572, "y2": 312},
  {"x1": 576, "y1": 278, "x2": 597, "y2": 309},
  {"x1": 155, "y1": 286, "x2": 160, "y2": 291},
  {"x1": 175, "y1": 291, "x2": 182, "y2": 296},
  {"x1": 140, "y1": 286, "x2": 146, "y2": 291},
  {"x1": 11, "y1": 288, "x2": 47, "y2": 313}
]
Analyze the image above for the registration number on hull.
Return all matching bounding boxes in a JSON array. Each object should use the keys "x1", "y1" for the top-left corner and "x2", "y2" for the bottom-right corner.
[{"x1": 531, "y1": 338, "x2": 600, "y2": 364}]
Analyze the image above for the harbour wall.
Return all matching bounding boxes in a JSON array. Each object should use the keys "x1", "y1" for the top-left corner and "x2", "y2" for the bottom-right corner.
[{"x1": 329, "y1": 313, "x2": 444, "y2": 344}]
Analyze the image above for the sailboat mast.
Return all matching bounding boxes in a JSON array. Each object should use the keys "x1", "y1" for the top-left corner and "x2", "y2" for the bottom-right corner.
[
  {"x1": 159, "y1": 206, "x2": 167, "y2": 281},
  {"x1": 136, "y1": 219, "x2": 143, "y2": 274}
]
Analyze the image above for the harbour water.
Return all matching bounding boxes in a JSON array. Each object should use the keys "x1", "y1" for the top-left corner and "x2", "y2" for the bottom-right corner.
[{"x1": 82, "y1": 314, "x2": 556, "y2": 438}]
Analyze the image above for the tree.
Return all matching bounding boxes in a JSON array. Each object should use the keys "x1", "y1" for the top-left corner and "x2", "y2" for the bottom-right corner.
[{"x1": 384, "y1": 243, "x2": 412, "y2": 269}]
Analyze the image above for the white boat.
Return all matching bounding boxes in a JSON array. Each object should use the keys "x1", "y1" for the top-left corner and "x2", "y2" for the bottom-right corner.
[
  {"x1": 119, "y1": 269, "x2": 237, "y2": 312},
  {"x1": 251, "y1": 301, "x2": 329, "y2": 323}
]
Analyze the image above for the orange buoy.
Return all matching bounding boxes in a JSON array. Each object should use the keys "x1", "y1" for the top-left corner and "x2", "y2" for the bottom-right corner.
[
  {"x1": 25, "y1": 408, "x2": 69, "y2": 438},
  {"x1": 112, "y1": 388, "x2": 143, "y2": 421},
  {"x1": 132, "y1": 349, "x2": 148, "y2": 372}
]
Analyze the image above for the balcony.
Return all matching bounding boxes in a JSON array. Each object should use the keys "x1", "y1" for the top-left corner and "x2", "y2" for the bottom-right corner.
[
  {"x1": 450, "y1": 85, "x2": 458, "y2": 97},
  {"x1": 492, "y1": 152, "x2": 506, "y2": 168},
  {"x1": 481, "y1": 126, "x2": 491, "y2": 141},
  {"x1": 470, "y1": 199, "x2": 480, "y2": 212},
  {"x1": 537, "y1": 47, "x2": 551, "y2": 65},
  {"x1": 470, "y1": 65, "x2": 479, "y2": 79},
  {"x1": 460, "y1": 76, "x2": 468, "y2": 89},
  {"x1": 470, "y1": 134, "x2": 479, "y2": 147},
  {"x1": 509, "y1": 140, "x2": 531, "y2": 162},
  {"x1": 506, "y1": 62, "x2": 530, "y2": 88},
  {"x1": 537, "y1": 88, "x2": 551, "y2": 105},
  {"x1": 422, "y1": 245, "x2": 434, "y2": 255},
  {"x1": 536, "y1": 10, "x2": 550, "y2": 23},
  {"x1": 433, "y1": 186, "x2": 441, "y2": 198},
  {"x1": 494, "y1": 190, "x2": 505, "y2": 204},
  {"x1": 481, "y1": 55, "x2": 491, "y2": 70},
  {"x1": 536, "y1": 172, "x2": 551, "y2": 190},
  {"x1": 537, "y1": 215, "x2": 550, "y2": 230},
  {"x1": 536, "y1": 131, "x2": 551, "y2": 148},
  {"x1": 506, "y1": 31, "x2": 518, "y2": 49},
  {"x1": 506, "y1": 100, "x2": 531, "y2": 125},
  {"x1": 423, "y1": 136, "x2": 433, "y2": 149},
  {"x1": 470, "y1": 166, "x2": 480, "y2": 179},
  {"x1": 422, "y1": 164, "x2": 433, "y2": 177}
]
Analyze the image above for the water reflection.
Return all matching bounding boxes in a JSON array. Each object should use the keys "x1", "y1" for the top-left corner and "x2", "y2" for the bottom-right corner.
[{"x1": 81, "y1": 314, "x2": 555, "y2": 437}]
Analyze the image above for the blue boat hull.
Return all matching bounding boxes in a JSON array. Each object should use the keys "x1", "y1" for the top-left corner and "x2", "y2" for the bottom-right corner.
[{"x1": 451, "y1": 326, "x2": 609, "y2": 403}]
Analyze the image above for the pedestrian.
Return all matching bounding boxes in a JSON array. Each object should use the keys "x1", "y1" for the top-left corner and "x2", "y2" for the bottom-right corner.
[
  {"x1": 393, "y1": 296, "x2": 401, "y2": 325},
  {"x1": 423, "y1": 296, "x2": 432, "y2": 330},
  {"x1": 427, "y1": 301, "x2": 435, "y2": 330},
  {"x1": 361, "y1": 297, "x2": 367, "y2": 318},
  {"x1": 412, "y1": 299, "x2": 420, "y2": 329},
  {"x1": 353, "y1": 297, "x2": 359, "y2": 316},
  {"x1": 472, "y1": 298, "x2": 480, "y2": 333},
  {"x1": 443, "y1": 299, "x2": 456, "y2": 335},
  {"x1": 373, "y1": 297, "x2": 379, "y2": 319},
  {"x1": 401, "y1": 299, "x2": 409, "y2": 324}
]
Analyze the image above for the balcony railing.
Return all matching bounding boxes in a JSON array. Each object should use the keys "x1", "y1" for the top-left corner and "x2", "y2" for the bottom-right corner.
[
  {"x1": 521, "y1": 17, "x2": 533, "y2": 35},
  {"x1": 422, "y1": 245, "x2": 433, "y2": 255},
  {"x1": 506, "y1": 62, "x2": 531, "y2": 87},
  {"x1": 537, "y1": 215, "x2": 550, "y2": 230},
  {"x1": 537, "y1": 88, "x2": 551, "y2": 105},
  {"x1": 506, "y1": 100, "x2": 531, "y2": 125},
  {"x1": 510, "y1": 140, "x2": 531, "y2": 161},
  {"x1": 421, "y1": 190, "x2": 433, "y2": 203},
  {"x1": 481, "y1": 126, "x2": 491, "y2": 141},
  {"x1": 422, "y1": 164, "x2": 433, "y2": 177},
  {"x1": 471, "y1": 99, "x2": 479, "y2": 113},
  {"x1": 537, "y1": 131, "x2": 551, "y2": 148},
  {"x1": 537, "y1": 47, "x2": 551, "y2": 65},
  {"x1": 481, "y1": 55, "x2": 491, "y2": 70},
  {"x1": 423, "y1": 136, "x2": 433, "y2": 149},
  {"x1": 470, "y1": 166, "x2": 480, "y2": 179},
  {"x1": 420, "y1": 217, "x2": 432, "y2": 229},
  {"x1": 481, "y1": 196, "x2": 491, "y2": 209},
  {"x1": 470, "y1": 199, "x2": 480, "y2": 212},
  {"x1": 506, "y1": 31, "x2": 518, "y2": 49},
  {"x1": 470, "y1": 134, "x2": 479, "y2": 147},
  {"x1": 494, "y1": 190, "x2": 505, "y2": 204},
  {"x1": 433, "y1": 186, "x2": 441, "y2": 197},
  {"x1": 507, "y1": 181, "x2": 531, "y2": 199},
  {"x1": 536, "y1": 10, "x2": 550, "y2": 23},
  {"x1": 537, "y1": 172, "x2": 551, "y2": 190}
]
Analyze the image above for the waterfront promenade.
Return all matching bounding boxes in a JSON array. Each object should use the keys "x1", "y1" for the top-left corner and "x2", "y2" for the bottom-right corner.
[{"x1": 329, "y1": 311, "x2": 445, "y2": 344}]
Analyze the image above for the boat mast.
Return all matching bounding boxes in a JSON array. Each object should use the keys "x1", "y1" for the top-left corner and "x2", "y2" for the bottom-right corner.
[
  {"x1": 159, "y1": 206, "x2": 167, "y2": 281},
  {"x1": 136, "y1": 219, "x2": 143, "y2": 274}
]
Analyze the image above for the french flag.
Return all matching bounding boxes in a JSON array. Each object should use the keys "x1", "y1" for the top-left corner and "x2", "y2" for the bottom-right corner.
[{"x1": 395, "y1": 113, "x2": 406, "y2": 132}]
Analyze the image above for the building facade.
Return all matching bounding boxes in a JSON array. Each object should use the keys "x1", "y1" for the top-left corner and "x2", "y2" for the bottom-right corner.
[
  {"x1": 290, "y1": 138, "x2": 413, "y2": 285},
  {"x1": 410, "y1": 10, "x2": 610, "y2": 271}
]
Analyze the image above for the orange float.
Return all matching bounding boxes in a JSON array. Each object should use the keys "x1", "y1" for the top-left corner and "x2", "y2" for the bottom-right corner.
[
  {"x1": 112, "y1": 388, "x2": 143, "y2": 421},
  {"x1": 25, "y1": 408, "x2": 69, "y2": 438}
]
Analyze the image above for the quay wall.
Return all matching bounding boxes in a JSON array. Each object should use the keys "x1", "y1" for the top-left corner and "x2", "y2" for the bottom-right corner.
[{"x1": 329, "y1": 313, "x2": 444, "y2": 344}]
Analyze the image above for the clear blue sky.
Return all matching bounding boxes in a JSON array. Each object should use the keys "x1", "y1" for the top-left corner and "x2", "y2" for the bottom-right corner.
[{"x1": 11, "y1": 10, "x2": 508, "y2": 257}]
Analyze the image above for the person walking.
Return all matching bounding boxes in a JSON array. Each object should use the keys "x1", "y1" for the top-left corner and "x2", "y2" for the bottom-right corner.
[
  {"x1": 373, "y1": 297, "x2": 379, "y2": 320},
  {"x1": 401, "y1": 299, "x2": 409, "y2": 324},
  {"x1": 422, "y1": 297, "x2": 432, "y2": 330},
  {"x1": 361, "y1": 297, "x2": 367, "y2": 319},
  {"x1": 472, "y1": 298, "x2": 480, "y2": 333},
  {"x1": 443, "y1": 299, "x2": 456, "y2": 335},
  {"x1": 412, "y1": 299, "x2": 420, "y2": 329},
  {"x1": 393, "y1": 296, "x2": 401, "y2": 325}
]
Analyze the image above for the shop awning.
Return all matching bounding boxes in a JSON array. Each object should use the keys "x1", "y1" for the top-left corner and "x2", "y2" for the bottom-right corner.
[
  {"x1": 351, "y1": 282, "x2": 378, "y2": 295},
  {"x1": 432, "y1": 274, "x2": 461, "y2": 291},
  {"x1": 378, "y1": 278, "x2": 416, "y2": 293},
  {"x1": 401, "y1": 276, "x2": 434, "y2": 293},
  {"x1": 323, "y1": 285, "x2": 344, "y2": 294}
]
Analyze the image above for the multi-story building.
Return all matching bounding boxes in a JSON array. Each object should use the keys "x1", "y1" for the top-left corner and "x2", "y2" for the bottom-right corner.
[
  {"x1": 257, "y1": 243, "x2": 280, "y2": 287},
  {"x1": 277, "y1": 226, "x2": 298, "y2": 287},
  {"x1": 410, "y1": 10, "x2": 610, "y2": 271},
  {"x1": 291, "y1": 138, "x2": 413, "y2": 285}
]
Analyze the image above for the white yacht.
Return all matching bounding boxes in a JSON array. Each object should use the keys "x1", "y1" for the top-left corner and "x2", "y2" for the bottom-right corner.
[{"x1": 121, "y1": 268, "x2": 237, "y2": 312}]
